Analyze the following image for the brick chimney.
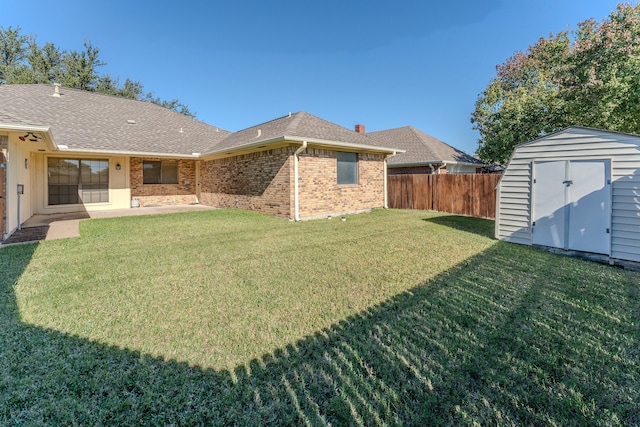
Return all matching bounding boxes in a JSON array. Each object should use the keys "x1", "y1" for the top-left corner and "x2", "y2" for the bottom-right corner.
[{"x1": 355, "y1": 124, "x2": 365, "y2": 134}]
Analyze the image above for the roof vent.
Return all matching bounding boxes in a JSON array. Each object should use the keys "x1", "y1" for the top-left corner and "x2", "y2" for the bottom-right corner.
[
  {"x1": 52, "y1": 83, "x2": 61, "y2": 97},
  {"x1": 288, "y1": 112, "x2": 292, "y2": 117},
  {"x1": 127, "y1": 119, "x2": 136, "y2": 124},
  {"x1": 257, "y1": 129, "x2": 262, "y2": 138}
]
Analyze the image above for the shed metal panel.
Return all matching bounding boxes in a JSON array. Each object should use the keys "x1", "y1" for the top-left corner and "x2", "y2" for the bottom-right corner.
[{"x1": 496, "y1": 127, "x2": 640, "y2": 263}]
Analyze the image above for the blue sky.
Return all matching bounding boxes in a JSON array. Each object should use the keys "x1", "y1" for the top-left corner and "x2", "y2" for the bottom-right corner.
[{"x1": 3, "y1": 0, "x2": 626, "y2": 155}]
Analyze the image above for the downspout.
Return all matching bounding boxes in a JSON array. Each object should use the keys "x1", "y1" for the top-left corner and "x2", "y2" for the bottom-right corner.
[
  {"x1": 195, "y1": 160, "x2": 201, "y2": 202},
  {"x1": 384, "y1": 151, "x2": 397, "y2": 209},
  {"x1": 428, "y1": 163, "x2": 435, "y2": 174},
  {"x1": 437, "y1": 162, "x2": 447, "y2": 174},
  {"x1": 293, "y1": 140, "x2": 307, "y2": 221}
]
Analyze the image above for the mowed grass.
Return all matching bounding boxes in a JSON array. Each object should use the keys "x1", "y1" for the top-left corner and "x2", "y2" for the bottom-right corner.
[{"x1": 1, "y1": 208, "x2": 639, "y2": 425}]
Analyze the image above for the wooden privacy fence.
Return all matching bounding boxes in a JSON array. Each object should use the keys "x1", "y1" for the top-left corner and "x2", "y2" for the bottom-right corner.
[{"x1": 388, "y1": 174, "x2": 501, "y2": 219}]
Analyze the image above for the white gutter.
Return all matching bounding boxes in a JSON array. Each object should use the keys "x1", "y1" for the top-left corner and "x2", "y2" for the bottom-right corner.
[
  {"x1": 201, "y1": 135, "x2": 402, "y2": 158},
  {"x1": 50, "y1": 147, "x2": 201, "y2": 159},
  {"x1": 390, "y1": 161, "x2": 486, "y2": 169},
  {"x1": 384, "y1": 151, "x2": 398, "y2": 208},
  {"x1": 293, "y1": 140, "x2": 307, "y2": 221},
  {"x1": 0, "y1": 124, "x2": 50, "y2": 133}
]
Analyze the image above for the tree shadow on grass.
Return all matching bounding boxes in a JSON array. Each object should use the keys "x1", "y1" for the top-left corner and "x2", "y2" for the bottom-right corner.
[
  {"x1": 1, "y1": 241, "x2": 639, "y2": 425},
  {"x1": 422, "y1": 215, "x2": 495, "y2": 238}
]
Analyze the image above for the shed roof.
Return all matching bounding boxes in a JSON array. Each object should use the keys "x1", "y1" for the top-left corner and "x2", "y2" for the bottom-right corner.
[
  {"x1": 513, "y1": 126, "x2": 640, "y2": 149},
  {"x1": 367, "y1": 126, "x2": 484, "y2": 167}
]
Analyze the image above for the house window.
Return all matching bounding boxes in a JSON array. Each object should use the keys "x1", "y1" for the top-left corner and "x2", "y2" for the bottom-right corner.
[
  {"x1": 143, "y1": 160, "x2": 178, "y2": 184},
  {"x1": 48, "y1": 158, "x2": 109, "y2": 205},
  {"x1": 336, "y1": 152, "x2": 358, "y2": 185}
]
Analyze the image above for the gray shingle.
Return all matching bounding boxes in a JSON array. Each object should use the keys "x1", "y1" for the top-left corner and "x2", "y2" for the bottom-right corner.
[
  {"x1": 367, "y1": 126, "x2": 484, "y2": 166},
  {"x1": 0, "y1": 84, "x2": 231, "y2": 155},
  {"x1": 207, "y1": 111, "x2": 380, "y2": 153},
  {"x1": 0, "y1": 85, "x2": 400, "y2": 156}
]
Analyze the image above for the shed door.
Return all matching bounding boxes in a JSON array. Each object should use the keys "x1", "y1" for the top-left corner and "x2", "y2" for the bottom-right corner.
[
  {"x1": 532, "y1": 161, "x2": 566, "y2": 249},
  {"x1": 532, "y1": 160, "x2": 611, "y2": 255}
]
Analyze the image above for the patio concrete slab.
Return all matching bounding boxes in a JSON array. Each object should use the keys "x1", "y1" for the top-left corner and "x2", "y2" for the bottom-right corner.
[{"x1": 3, "y1": 204, "x2": 217, "y2": 245}]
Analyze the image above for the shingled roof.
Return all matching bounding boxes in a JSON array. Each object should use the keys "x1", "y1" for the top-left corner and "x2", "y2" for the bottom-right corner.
[
  {"x1": 367, "y1": 126, "x2": 484, "y2": 167},
  {"x1": 205, "y1": 111, "x2": 397, "y2": 155},
  {"x1": 0, "y1": 85, "x2": 400, "y2": 156},
  {"x1": 0, "y1": 84, "x2": 231, "y2": 156}
]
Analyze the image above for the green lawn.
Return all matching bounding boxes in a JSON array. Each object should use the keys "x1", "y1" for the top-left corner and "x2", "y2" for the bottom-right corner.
[{"x1": 1, "y1": 209, "x2": 638, "y2": 425}]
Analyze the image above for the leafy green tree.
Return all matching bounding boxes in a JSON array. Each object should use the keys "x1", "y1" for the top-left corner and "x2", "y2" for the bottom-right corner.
[
  {"x1": 119, "y1": 78, "x2": 145, "y2": 99},
  {"x1": 59, "y1": 41, "x2": 105, "y2": 91},
  {"x1": 472, "y1": 3, "x2": 640, "y2": 164},
  {"x1": 0, "y1": 26, "x2": 29, "y2": 82},
  {"x1": 0, "y1": 27, "x2": 195, "y2": 117},
  {"x1": 27, "y1": 41, "x2": 64, "y2": 84},
  {"x1": 143, "y1": 92, "x2": 196, "y2": 118}
]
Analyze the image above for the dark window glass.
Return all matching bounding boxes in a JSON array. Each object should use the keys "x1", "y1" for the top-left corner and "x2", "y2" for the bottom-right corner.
[
  {"x1": 143, "y1": 160, "x2": 178, "y2": 184},
  {"x1": 48, "y1": 158, "x2": 108, "y2": 205},
  {"x1": 336, "y1": 152, "x2": 358, "y2": 185},
  {"x1": 143, "y1": 161, "x2": 161, "y2": 184}
]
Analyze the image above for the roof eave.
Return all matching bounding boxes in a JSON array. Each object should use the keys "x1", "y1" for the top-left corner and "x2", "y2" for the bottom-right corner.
[
  {"x1": 0, "y1": 124, "x2": 60, "y2": 151},
  {"x1": 53, "y1": 147, "x2": 202, "y2": 159},
  {"x1": 0, "y1": 123, "x2": 50, "y2": 133},
  {"x1": 201, "y1": 135, "x2": 405, "y2": 159},
  {"x1": 389, "y1": 160, "x2": 486, "y2": 168},
  {"x1": 304, "y1": 137, "x2": 404, "y2": 154}
]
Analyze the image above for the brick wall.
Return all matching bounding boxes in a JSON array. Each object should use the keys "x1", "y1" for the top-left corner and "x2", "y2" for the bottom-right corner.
[
  {"x1": 0, "y1": 135, "x2": 6, "y2": 238},
  {"x1": 198, "y1": 146, "x2": 386, "y2": 220},
  {"x1": 130, "y1": 157, "x2": 197, "y2": 206},
  {"x1": 298, "y1": 149, "x2": 385, "y2": 219},
  {"x1": 199, "y1": 147, "x2": 293, "y2": 218}
]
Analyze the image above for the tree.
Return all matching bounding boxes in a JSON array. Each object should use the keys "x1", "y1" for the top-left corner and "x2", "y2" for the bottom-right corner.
[
  {"x1": 0, "y1": 27, "x2": 195, "y2": 117},
  {"x1": 143, "y1": 92, "x2": 196, "y2": 118},
  {"x1": 472, "y1": 3, "x2": 640, "y2": 164},
  {"x1": 27, "y1": 41, "x2": 63, "y2": 84},
  {"x1": 59, "y1": 41, "x2": 105, "y2": 91},
  {"x1": 0, "y1": 26, "x2": 29, "y2": 82}
]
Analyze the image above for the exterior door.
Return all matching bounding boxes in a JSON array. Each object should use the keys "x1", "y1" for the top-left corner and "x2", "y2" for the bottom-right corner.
[
  {"x1": 532, "y1": 161, "x2": 566, "y2": 249},
  {"x1": 532, "y1": 160, "x2": 611, "y2": 255}
]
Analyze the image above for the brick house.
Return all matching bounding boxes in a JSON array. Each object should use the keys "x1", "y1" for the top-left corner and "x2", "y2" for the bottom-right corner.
[{"x1": 0, "y1": 84, "x2": 403, "y2": 239}]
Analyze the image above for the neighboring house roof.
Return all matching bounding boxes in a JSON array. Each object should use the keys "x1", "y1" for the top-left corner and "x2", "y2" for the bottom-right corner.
[
  {"x1": 0, "y1": 84, "x2": 232, "y2": 156},
  {"x1": 366, "y1": 126, "x2": 484, "y2": 167}
]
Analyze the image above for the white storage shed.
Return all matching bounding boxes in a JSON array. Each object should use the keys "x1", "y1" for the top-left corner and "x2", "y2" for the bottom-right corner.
[{"x1": 496, "y1": 127, "x2": 640, "y2": 263}]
